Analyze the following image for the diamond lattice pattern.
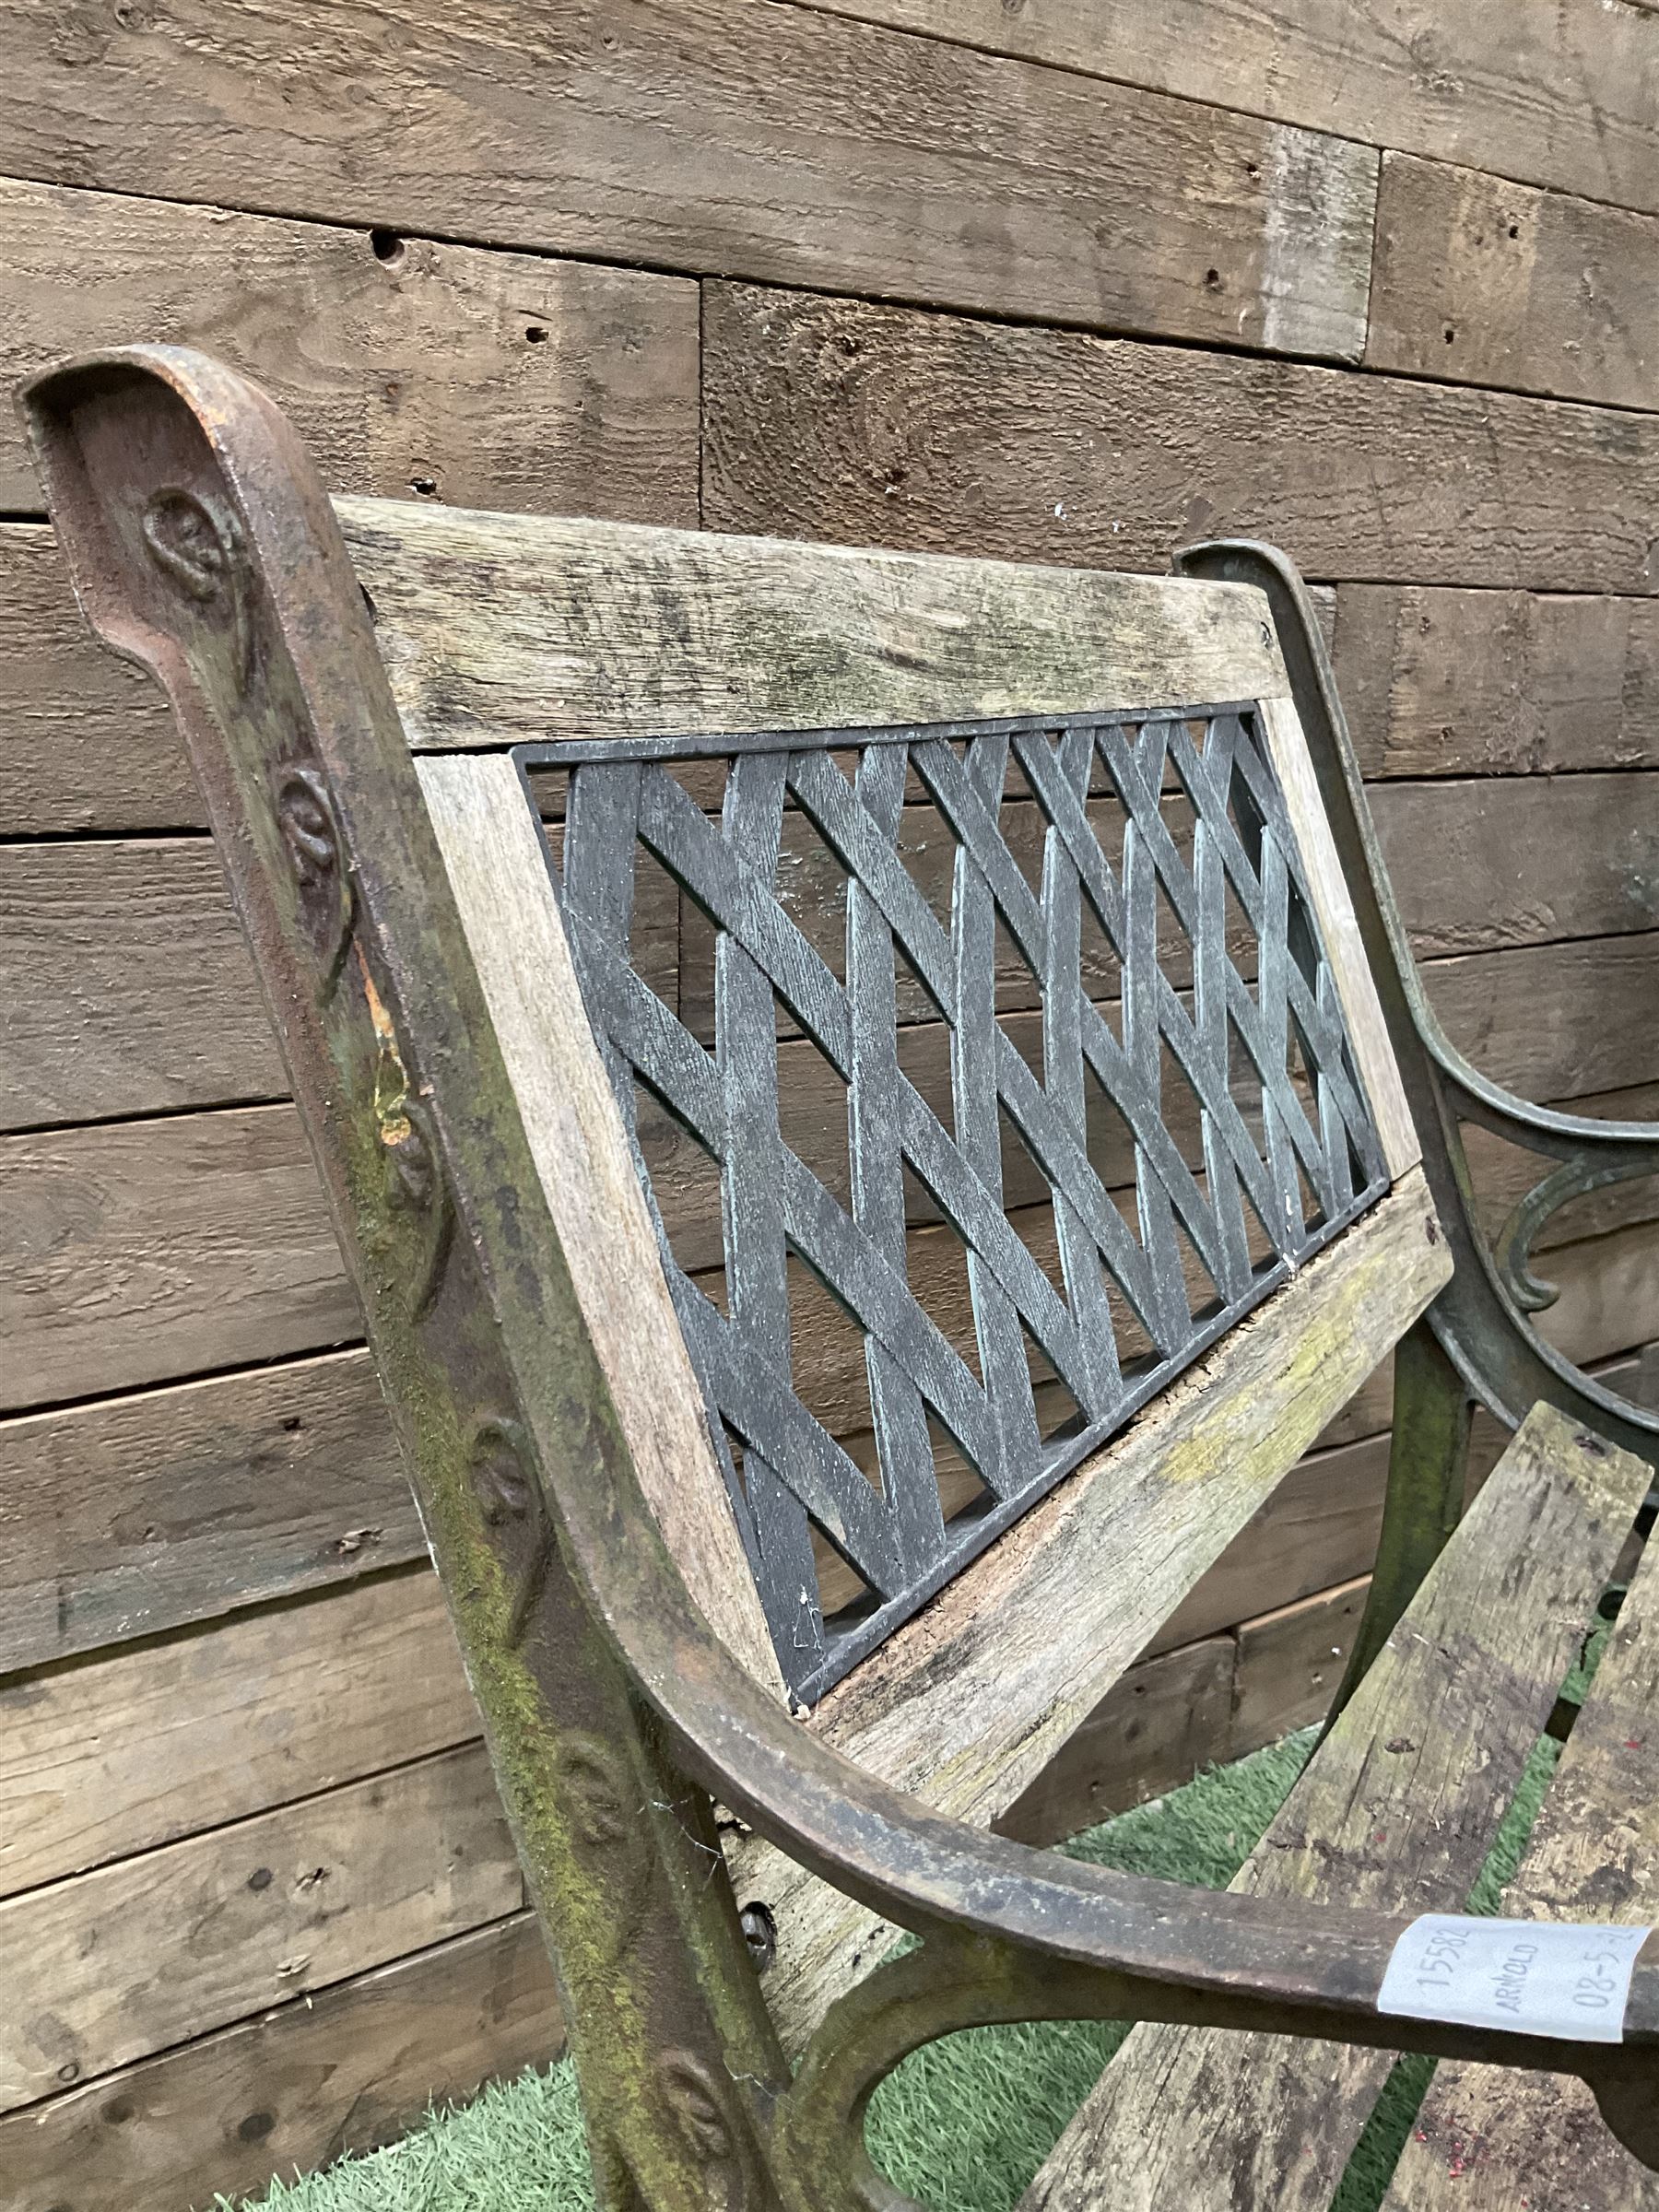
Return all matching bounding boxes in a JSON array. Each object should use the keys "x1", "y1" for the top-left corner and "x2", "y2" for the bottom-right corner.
[{"x1": 526, "y1": 708, "x2": 1387, "y2": 1701}]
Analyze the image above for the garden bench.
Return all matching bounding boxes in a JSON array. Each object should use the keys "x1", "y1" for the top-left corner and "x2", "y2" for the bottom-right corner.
[{"x1": 22, "y1": 344, "x2": 1659, "y2": 2209}]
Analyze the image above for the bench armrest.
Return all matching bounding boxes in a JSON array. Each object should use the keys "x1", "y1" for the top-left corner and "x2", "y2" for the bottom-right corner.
[{"x1": 1175, "y1": 537, "x2": 1659, "y2": 1465}]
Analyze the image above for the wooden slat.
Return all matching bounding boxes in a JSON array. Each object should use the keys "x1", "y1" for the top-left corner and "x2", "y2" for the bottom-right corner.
[
  {"x1": 0, "y1": 524, "x2": 187, "y2": 837},
  {"x1": 339, "y1": 497, "x2": 1284, "y2": 749},
  {"x1": 1428, "y1": 934, "x2": 1659, "y2": 1107},
  {"x1": 0, "y1": 533, "x2": 1333, "y2": 840},
  {"x1": 419, "y1": 752, "x2": 782, "y2": 1691},
  {"x1": 1002, "y1": 1576, "x2": 1375, "y2": 1846},
  {"x1": 996, "y1": 1635, "x2": 1236, "y2": 1845},
  {"x1": 1368, "y1": 152, "x2": 1659, "y2": 412},
  {"x1": 0, "y1": 1334, "x2": 1387, "y2": 1687},
  {"x1": 0, "y1": 1104, "x2": 353, "y2": 1414},
  {"x1": 17, "y1": 766, "x2": 1645, "y2": 1133},
  {"x1": 1463, "y1": 1082, "x2": 1659, "y2": 1254},
  {"x1": 1332, "y1": 583, "x2": 1659, "y2": 782},
  {"x1": 1375, "y1": 772, "x2": 1659, "y2": 958},
  {"x1": 0, "y1": 5, "x2": 1377, "y2": 359},
  {"x1": 5, "y1": 531, "x2": 1611, "y2": 843},
  {"x1": 0, "y1": 1741, "x2": 518, "y2": 2113},
  {"x1": 727, "y1": 1166, "x2": 1451, "y2": 2053},
  {"x1": 1228, "y1": 1574, "x2": 1370, "y2": 1747},
  {"x1": 0, "y1": 1347, "x2": 416, "y2": 1675},
  {"x1": 701, "y1": 282, "x2": 1659, "y2": 594},
  {"x1": 7, "y1": 1077, "x2": 1657, "y2": 1440},
  {"x1": 776, "y1": 0, "x2": 1659, "y2": 218},
  {"x1": 1382, "y1": 1517, "x2": 1659, "y2": 2209},
  {"x1": 1022, "y1": 1404, "x2": 1653, "y2": 2212},
  {"x1": 0, "y1": 1573, "x2": 1375, "y2": 2212},
  {"x1": 0, "y1": 838, "x2": 275, "y2": 1130},
  {"x1": 0, "y1": 1913, "x2": 559, "y2": 2212},
  {"x1": 1256, "y1": 693, "x2": 1418, "y2": 1175},
  {"x1": 0, "y1": 1570, "x2": 474, "y2": 1900},
  {"x1": 1149, "y1": 1435, "x2": 1388, "y2": 1659},
  {"x1": 0, "y1": 176, "x2": 699, "y2": 521}
]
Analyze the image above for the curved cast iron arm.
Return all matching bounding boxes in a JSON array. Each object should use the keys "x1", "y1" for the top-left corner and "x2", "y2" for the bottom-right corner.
[
  {"x1": 1174, "y1": 537, "x2": 1659, "y2": 1460},
  {"x1": 22, "y1": 352, "x2": 1659, "y2": 2194}
]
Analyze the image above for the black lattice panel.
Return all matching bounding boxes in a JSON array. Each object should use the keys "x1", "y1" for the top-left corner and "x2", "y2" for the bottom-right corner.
[{"x1": 519, "y1": 708, "x2": 1387, "y2": 1702}]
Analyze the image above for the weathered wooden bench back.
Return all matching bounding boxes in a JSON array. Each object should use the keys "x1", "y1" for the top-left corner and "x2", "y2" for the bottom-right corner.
[
  {"x1": 344, "y1": 487, "x2": 1446, "y2": 2036},
  {"x1": 25, "y1": 347, "x2": 1659, "y2": 2207}
]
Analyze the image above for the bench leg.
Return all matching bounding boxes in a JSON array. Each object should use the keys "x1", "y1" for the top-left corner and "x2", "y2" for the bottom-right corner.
[{"x1": 1326, "y1": 1317, "x2": 1471, "y2": 1725}]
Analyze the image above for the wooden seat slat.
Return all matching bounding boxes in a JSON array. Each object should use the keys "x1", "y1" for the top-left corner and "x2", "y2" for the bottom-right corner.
[
  {"x1": 1382, "y1": 1495, "x2": 1659, "y2": 2211},
  {"x1": 1022, "y1": 1404, "x2": 1652, "y2": 2212}
]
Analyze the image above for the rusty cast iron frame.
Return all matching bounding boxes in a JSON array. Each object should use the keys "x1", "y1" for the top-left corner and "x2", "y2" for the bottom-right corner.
[{"x1": 20, "y1": 348, "x2": 1659, "y2": 2206}]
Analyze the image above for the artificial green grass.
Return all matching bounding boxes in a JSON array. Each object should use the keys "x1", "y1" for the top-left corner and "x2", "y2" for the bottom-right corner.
[{"x1": 235, "y1": 1711, "x2": 1575, "y2": 2212}]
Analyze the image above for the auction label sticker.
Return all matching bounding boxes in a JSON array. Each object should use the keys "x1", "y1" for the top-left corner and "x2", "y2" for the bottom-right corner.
[{"x1": 1377, "y1": 1915, "x2": 1653, "y2": 2043}]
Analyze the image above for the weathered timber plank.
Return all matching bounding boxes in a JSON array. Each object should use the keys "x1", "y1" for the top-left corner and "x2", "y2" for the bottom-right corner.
[
  {"x1": 1001, "y1": 1578, "x2": 1377, "y2": 1846},
  {"x1": 0, "y1": 1327, "x2": 1382, "y2": 1688},
  {"x1": 1535, "y1": 1216, "x2": 1659, "y2": 1380},
  {"x1": 420, "y1": 751, "x2": 783, "y2": 1692},
  {"x1": 0, "y1": 1741, "x2": 518, "y2": 2112},
  {"x1": 10, "y1": 782, "x2": 1650, "y2": 1136},
  {"x1": 702, "y1": 282, "x2": 1659, "y2": 594},
  {"x1": 1426, "y1": 934, "x2": 1659, "y2": 1106},
  {"x1": 996, "y1": 1635, "x2": 1235, "y2": 1844},
  {"x1": 0, "y1": 531, "x2": 1593, "y2": 841},
  {"x1": 0, "y1": 524, "x2": 188, "y2": 836},
  {"x1": 1382, "y1": 1509, "x2": 1659, "y2": 2210},
  {"x1": 1229, "y1": 1574, "x2": 1370, "y2": 1747},
  {"x1": 1148, "y1": 1433, "x2": 1387, "y2": 1658},
  {"x1": 0, "y1": 838, "x2": 276, "y2": 1130},
  {"x1": 339, "y1": 496, "x2": 1283, "y2": 748},
  {"x1": 0, "y1": 535, "x2": 1334, "y2": 839},
  {"x1": 773, "y1": 0, "x2": 1659, "y2": 218},
  {"x1": 1333, "y1": 584, "x2": 1659, "y2": 782},
  {"x1": 1022, "y1": 1406, "x2": 1653, "y2": 2212},
  {"x1": 0, "y1": 1348, "x2": 414, "y2": 1675},
  {"x1": 1368, "y1": 152, "x2": 1659, "y2": 413},
  {"x1": 728, "y1": 1167, "x2": 1450, "y2": 2053},
  {"x1": 0, "y1": 176, "x2": 699, "y2": 522},
  {"x1": 0, "y1": 1913, "x2": 559, "y2": 2212},
  {"x1": 8, "y1": 1050, "x2": 1657, "y2": 1435},
  {"x1": 0, "y1": 826, "x2": 674, "y2": 1133},
  {"x1": 0, "y1": 1105, "x2": 355, "y2": 1414},
  {"x1": 0, "y1": 3, "x2": 1376, "y2": 359},
  {"x1": 1462, "y1": 1082, "x2": 1659, "y2": 1255},
  {"x1": 1258, "y1": 693, "x2": 1419, "y2": 1175},
  {"x1": 7, "y1": 1034, "x2": 1656, "y2": 1441},
  {"x1": 0, "y1": 1570, "x2": 475, "y2": 1900},
  {"x1": 1374, "y1": 772, "x2": 1659, "y2": 957}
]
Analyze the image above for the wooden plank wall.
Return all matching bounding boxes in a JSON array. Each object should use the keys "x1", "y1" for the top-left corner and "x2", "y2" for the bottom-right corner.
[{"x1": 4, "y1": 4, "x2": 1659, "y2": 2202}]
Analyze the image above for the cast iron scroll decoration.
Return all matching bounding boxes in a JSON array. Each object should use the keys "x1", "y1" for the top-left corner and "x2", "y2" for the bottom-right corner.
[{"x1": 519, "y1": 707, "x2": 1388, "y2": 1701}]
